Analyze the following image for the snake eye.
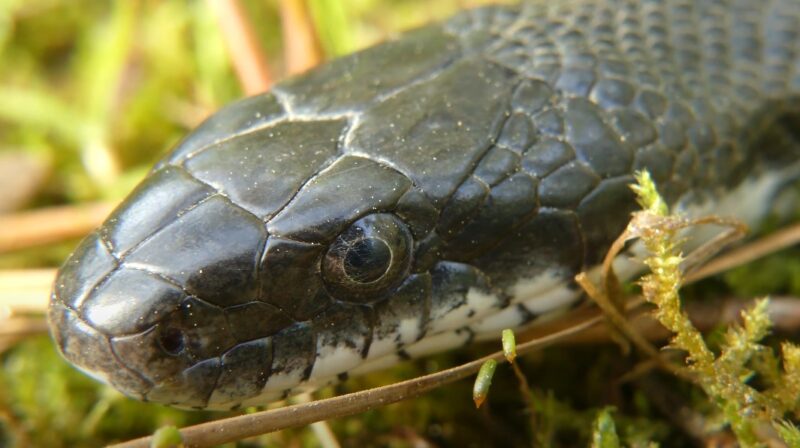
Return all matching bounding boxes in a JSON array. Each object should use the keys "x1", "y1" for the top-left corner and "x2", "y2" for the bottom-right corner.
[
  {"x1": 344, "y1": 238, "x2": 392, "y2": 283},
  {"x1": 159, "y1": 327, "x2": 185, "y2": 355},
  {"x1": 323, "y1": 213, "x2": 412, "y2": 301}
]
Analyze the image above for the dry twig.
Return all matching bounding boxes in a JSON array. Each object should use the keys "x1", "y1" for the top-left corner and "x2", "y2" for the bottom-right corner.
[
  {"x1": 280, "y1": 0, "x2": 324, "y2": 75},
  {"x1": 0, "y1": 268, "x2": 56, "y2": 313},
  {"x1": 206, "y1": 0, "x2": 273, "y2": 94},
  {"x1": 685, "y1": 220, "x2": 800, "y2": 283},
  {"x1": 0, "y1": 202, "x2": 113, "y2": 253}
]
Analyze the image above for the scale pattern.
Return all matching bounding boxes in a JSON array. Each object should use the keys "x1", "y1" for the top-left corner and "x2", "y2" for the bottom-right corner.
[{"x1": 49, "y1": 0, "x2": 800, "y2": 410}]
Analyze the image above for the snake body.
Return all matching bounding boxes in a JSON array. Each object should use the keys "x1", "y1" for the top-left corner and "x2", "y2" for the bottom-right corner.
[{"x1": 49, "y1": 0, "x2": 800, "y2": 410}]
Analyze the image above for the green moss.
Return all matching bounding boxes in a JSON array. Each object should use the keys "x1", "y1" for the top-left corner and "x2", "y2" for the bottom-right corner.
[
  {"x1": 632, "y1": 171, "x2": 800, "y2": 447},
  {"x1": 591, "y1": 407, "x2": 621, "y2": 448}
]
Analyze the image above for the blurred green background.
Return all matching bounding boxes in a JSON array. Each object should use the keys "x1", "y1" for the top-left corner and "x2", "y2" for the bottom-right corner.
[{"x1": 3, "y1": 1, "x2": 800, "y2": 447}]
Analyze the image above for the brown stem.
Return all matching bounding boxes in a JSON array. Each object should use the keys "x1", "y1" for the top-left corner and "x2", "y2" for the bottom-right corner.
[
  {"x1": 0, "y1": 268, "x2": 56, "y2": 313},
  {"x1": 528, "y1": 296, "x2": 800, "y2": 345},
  {"x1": 280, "y1": 0, "x2": 323, "y2": 75},
  {"x1": 685, "y1": 220, "x2": 800, "y2": 283},
  {"x1": 0, "y1": 317, "x2": 48, "y2": 337},
  {"x1": 509, "y1": 360, "x2": 537, "y2": 447},
  {"x1": 0, "y1": 202, "x2": 113, "y2": 253},
  {"x1": 575, "y1": 273, "x2": 694, "y2": 382},
  {"x1": 206, "y1": 0, "x2": 273, "y2": 94}
]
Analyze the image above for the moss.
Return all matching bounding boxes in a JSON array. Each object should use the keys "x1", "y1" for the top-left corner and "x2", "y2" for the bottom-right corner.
[
  {"x1": 591, "y1": 407, "x2": 621, "y2": 448},
  {"x1": 632, "y1": 171, "x2": 800, "y2": 447}
]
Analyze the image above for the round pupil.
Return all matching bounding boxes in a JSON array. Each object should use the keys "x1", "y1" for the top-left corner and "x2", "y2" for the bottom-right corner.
[
  {"x1": 343, "y1": 238, "x2": 392, "y2": 283},
  {"x1": 160, "y1": 328, "x2": 185, "y2": 355}
]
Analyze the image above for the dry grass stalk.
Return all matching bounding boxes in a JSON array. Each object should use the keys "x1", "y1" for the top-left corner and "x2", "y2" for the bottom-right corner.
[
  {"x1": 0, "y1": 202, "x2": 113, "y2": 253},
  {"x1": 685, "y1": 220, "x2": 800, "y2": 283},
  {"x1": 0, "y1": 268, "x2": 56, "y2": 313},
  {"x1": 206, "y1": 0, "x2": 273, "y2": 94},
  {"x1": 280, "y1": 0, "x2": 324, "y2": 75}
]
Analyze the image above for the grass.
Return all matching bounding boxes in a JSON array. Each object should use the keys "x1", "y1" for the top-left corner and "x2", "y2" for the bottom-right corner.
[{"x1": 2, "y1": 1, "x2": 800, "y2": 447}]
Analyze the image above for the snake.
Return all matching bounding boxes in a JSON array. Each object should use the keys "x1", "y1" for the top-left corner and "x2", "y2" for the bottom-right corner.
[{"x1": 48, "y1": 0, "x2": 800, "y2": 411}]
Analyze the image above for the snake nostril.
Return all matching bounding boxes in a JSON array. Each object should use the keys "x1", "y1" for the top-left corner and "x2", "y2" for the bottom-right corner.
[{"x1": 159, "y1": 327, "x2": 185, "y2": 355}]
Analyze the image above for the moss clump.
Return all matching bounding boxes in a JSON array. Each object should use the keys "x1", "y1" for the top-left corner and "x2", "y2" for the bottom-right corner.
[{"x1": 632, "y1": 171, "x2": 800, "y2": 447}]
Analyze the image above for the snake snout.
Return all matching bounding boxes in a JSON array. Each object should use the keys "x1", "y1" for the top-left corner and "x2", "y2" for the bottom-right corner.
[
  {"x1": 48, "y1": 232, "x2": 157, "y2": 400},
  {"x1": 48, "y1": 230, "x2": 239, "y2": 408}
]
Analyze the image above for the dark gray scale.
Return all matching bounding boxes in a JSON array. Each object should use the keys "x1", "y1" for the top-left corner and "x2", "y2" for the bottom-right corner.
[
  {"x1": 473, "y1": 146, "x2": 522, "y2": 186},
  {"x1": 533, "y1": 107, "x2": 565, "y2": 137},
  {"x1": 657, "y1": 118, "x2": 688, "y2": 154},
  {"x1": 259, "y1": 236, "x2": 330, "y2": 322},
  {"x1": 496, "y1": 112, "x2": 537, "y2": 154},
  {"x1": 441, "y1": 173, "x2": 539, "y2": 261},
  {"x1": 555, "y1": 66, "x2": 597, "y2": 98},
  {"x1": 210, "y1": 337, "x2": 273, "y2": 408},
  {"x1": 183, "y1": 119, "x2": 346, "y2": 219},
  {"x1": 394, "y1": 187, "x2": 439, "y2": 239},
  {"x1": 53, "y1": 233, "x2": 117, "y2": 309},
  {"x1": 633, "y1": 145, "x2": 677, "y2": 184},
  {"x1": 590, "y1": 78, "x2": 637, "y2": 110},
  {"x1": 610, "y1": 109, "x2": 658, "y2": 149},
  {"x1": 538, "y1": 160, "x2": 600, "y2": 208},
  {"x1": 100, "y1": 168, "x2": 215, "y2": 256},
  {"x1": 274, "y1": 26, "x2": 465, "y2": 115},
  {"x1": 159, "y1": 93, "x2": 286, "y2": 167},
  {"x1": 564, "y1": 98, "x2": 633, "y2": 178},
  {"x1": 482, "y1": 206, "x2": 585, "y2": 281},
  {"x1": 345, "y1": 57, "x2": 517, "y2": 206},
  {"x1": 123, "y1": 195, "x2": 266, "y2": 307},
  {"x1": 511, "y1": 79, "x2": 556, "y2": 115},
  {"x1": 224, "y1": 301, "x2": 294, "y2": 343},
  {"x1": 371, "y1": 273, "x2": 432, "y2": 349},
  {"x1": 310, "y1": 303, "x2": 375, "y2": 378},
  {"x1": 437, "y1": 176, "x2": 490, "y2": 238},
  {"x1": 82, "y1": 269, "x2": 186, "y2": 335},
  {"x1": 521, "y1": 139, "x2": 576, "y2": 178},
  {"x1": 634, "y1": 89, "x2": 669, "y2": 120},
  {"x1": 267, "y1": 155, "x2": 412, "y2": 242},
  {"x1": 269, "y1": 322, "x2": 317, "y2": 385}
]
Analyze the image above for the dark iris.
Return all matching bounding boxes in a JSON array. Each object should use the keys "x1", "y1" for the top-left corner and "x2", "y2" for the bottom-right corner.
[
  {"x1": 344, "y1": 238, "x2": 392, "y2": 283},
  {"x1": 322, "y1": 213, "x2": 413, "y2": 301},
  {"x1": 159, "y1": 327, "x2": 185, "y2": 355}
]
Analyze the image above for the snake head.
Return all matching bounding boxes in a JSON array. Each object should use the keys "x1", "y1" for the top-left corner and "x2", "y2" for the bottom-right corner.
[
  {"x1": 46, "y1": 86, "x2": 507, "y2": 410},
  {"x1": 46, "y1": 157, "x2": 447, "y2": 411},
  {"x1": 47, "y1": 19, "x2": 558, "y2": 409}
]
